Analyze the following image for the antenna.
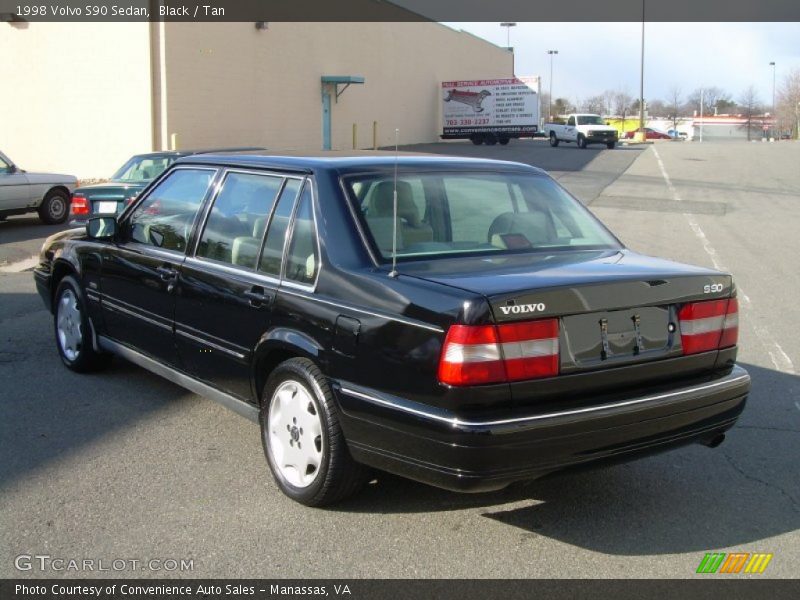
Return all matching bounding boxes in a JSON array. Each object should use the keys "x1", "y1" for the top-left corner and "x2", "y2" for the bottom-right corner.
[{"x1": 389, "y1": 128, "x2": 400, "y2": 278}]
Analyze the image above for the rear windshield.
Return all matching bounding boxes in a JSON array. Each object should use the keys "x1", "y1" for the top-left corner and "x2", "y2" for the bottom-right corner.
[
  {"x1": 345, "y1": 172, "x2": 621, "y2": 261},
  {"x1": 112, "y1": 155, "x2": 176, "y2": 182}
]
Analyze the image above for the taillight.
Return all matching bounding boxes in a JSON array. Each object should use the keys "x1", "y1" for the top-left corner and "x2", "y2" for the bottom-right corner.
[
  {"x1": 438, "y1": 318, "x2": 559, "y2": 386},
  {"x1": 70, "y1": 194, "x2": 89, "y2": 216},
  {"x1": 678, "y1": 298, "x2": 739, "y2": 355}
]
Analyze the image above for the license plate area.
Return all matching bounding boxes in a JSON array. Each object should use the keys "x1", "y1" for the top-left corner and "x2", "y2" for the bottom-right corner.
[
  {"x1": 560, "y1": 306, "x2": 679, "y2": 372},
  {"x1": 95, "y1": 201, "x2": 119, "y2": 214}
]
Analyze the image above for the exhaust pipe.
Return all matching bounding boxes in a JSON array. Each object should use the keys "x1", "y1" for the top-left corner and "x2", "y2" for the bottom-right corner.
[{"x1": 702, "y1": 433, "x2": 726, "y2": 448}]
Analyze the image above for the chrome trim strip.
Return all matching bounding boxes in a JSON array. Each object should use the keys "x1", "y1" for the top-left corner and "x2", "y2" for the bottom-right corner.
[
  {"x1": 102, "y1": 298, "x2": 172, "y2": 332},
  {"x1": 339, "y1": 366, "x2": 751, "y2": 428},
  {"x1": 183, "y1": 255, "x2": 281, "y2": 288},
  {"x1": 98, "y1": 336, "x2": 259, "y2": 422},
  {"x1": 277, "y1": 287, "x2": 445, "y2": 333},
  {"x1": 174, "y1": 328, "x2": 247, "y2": 360}
]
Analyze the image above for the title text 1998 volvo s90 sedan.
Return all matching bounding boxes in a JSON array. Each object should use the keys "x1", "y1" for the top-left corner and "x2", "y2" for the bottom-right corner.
[{"x1": 34, "y1": 154, "x2": 750, "y2": 506}]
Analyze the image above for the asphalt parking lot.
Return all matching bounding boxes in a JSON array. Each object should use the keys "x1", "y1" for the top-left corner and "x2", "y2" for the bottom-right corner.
[{"x1": 1, "y1": 140, "x2": 798, "y2": 578}]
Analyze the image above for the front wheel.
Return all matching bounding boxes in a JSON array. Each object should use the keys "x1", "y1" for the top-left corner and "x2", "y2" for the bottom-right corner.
[
  {"x1": 260, "y1": 358, "x2": 369, "y2": 506},
  {"x1": 549, "y1": 133, "x2": 560, "y2": 147},
  {"x1": 606, "y1": 141, "x2": 616, "y2": 149},
  {"x1": 54, "y1": 276, "x2": 111, "y2": 372},
  {"x1": 577, "y1": 135, "x2": 587, "y2": 149},
  {"x1": 498, "y1": 136, "x2": 510, "y2": 145},
  {"x1": 39, "y1": 189, "x2": 70, "y2": 224}
]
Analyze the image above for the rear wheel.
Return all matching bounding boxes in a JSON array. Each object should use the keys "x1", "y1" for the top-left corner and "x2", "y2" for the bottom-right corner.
[
  {"x1": 498, "y1": 135, "x2": 510, "y2": 145},
  {"x1": 606, "y1": 141, "x2": 616, "y2": 149},
  {"x1": 39, "y1": 189, "x2": 70, "y2": 224},
  {"x1": 260, "y1": 358, "x2": 369, "y2": 506},
  {"x1": 54, "y1": 276, "x2": 111, "y2": 372},
  {"x1": 484, "y1": 134, "x2": 498, "y2": 146},
  {"x1": 577, "y1": 134, "x2": 587, "y2": 149},
  {"x1": 549, "y1": 132, "x2": 560, "y2": 147},
  {"x1": 470, "y1": 134, "x2": 484, "y2": 145}
]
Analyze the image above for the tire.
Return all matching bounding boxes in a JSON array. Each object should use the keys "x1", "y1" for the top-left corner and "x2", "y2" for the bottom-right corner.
[
  {"x1": 606, "y1": 141, "x2": 616, "y2": 149},
  {"x1": 54, "y1": 275, "x2": 112, "y2": 372},
  {"x1": 577, "y1": 135, "x2": 587, "y2": 149},
  {"x1": 470, "y1": 134, "x2": 484, "y2": 145},
  {"x1": 549, "y1": 132, "x2": 560, "y2": 147},
  {"x1": 260, "y1": 357, "x2": 369, "y2": 506},
  {"x1": 498, "y1": 136, "x2": 510, "y2": 145},
  {"x1": 484, "y1": 134, "x2": 498, "y2": 146},
  {"x1": 39, "y1": 189, "x2": 70, "y2": 224}
]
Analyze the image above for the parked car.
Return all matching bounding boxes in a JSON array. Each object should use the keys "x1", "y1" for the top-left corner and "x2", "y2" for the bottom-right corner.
[
  {"x1": 544, "y1": 114, "x2": 618, "y2": 149},
  {"x1": 68, "y1": 148, "x2": 264, "y2": 226},
  {"x1": 0, "y1": 150, "x2": 77, "y2": 224},
  {"x1": 623, "y1": 127, "x2": 673, "y2": 140},
  {"x1": 667, "y1": 129, "x2": 689, "y2": 140},
  {"x1": 34, "y1": 154, "x2": 750, "y2": 507}
]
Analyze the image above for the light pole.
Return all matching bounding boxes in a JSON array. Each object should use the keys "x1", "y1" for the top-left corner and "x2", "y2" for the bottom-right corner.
[
  {"x1": 547, "y1": 50, "x2": 558, "y2": 121},
  {"x1": 769, "y1": 61, "x2": 776, "y2": 138},
  {"x1": 635, "y1": 0, "x2": 646, "y2": 142},
  {"x1": 500, "y1": 22, "x2": 516, "y2": 48}
]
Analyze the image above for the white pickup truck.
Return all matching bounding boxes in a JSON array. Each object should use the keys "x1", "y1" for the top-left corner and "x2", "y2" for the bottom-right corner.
[{"x1": 543, "y1": 114, "x2": 619, "y2": 149}]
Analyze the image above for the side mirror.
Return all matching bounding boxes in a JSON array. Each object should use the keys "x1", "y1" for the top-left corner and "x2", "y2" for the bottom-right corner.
[{"x1": 86, "y1": 216, "x2": 117, "y2": 240}]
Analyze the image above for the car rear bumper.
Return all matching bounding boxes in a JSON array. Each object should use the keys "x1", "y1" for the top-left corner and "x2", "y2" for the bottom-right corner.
[{"x1": 335, "y1": 365, "x2": 750, "y2": 492}]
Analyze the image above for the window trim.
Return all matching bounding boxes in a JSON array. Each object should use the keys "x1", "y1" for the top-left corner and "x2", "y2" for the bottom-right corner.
[
  {"x1": 189, "y1": 167, "x2": 292, "y2": 273},
  {"x1": 119, "y1": 165, "x2": 220, "y2": 258},
  {"x1": 280, "y1": 177, "x2": 322, "y2": 292}
]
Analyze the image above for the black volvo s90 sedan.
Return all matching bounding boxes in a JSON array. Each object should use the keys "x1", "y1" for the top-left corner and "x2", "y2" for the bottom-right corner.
[{"x1": 34, "y1": 154, "x2": 750, "y2": 506}]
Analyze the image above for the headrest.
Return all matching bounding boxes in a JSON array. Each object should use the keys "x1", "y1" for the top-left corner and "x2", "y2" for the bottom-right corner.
[{"x1": 372, "y1": 181, "x2": 419, "y2": 226}]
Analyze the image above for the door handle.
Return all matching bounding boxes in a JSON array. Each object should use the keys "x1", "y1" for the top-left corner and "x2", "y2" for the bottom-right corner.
[
  {"x1": 156, "y1": 265, "x2": 178, "y2": 281},
  {"x1": 244, "y1": 287, "x2": 274, "y2": 308}
]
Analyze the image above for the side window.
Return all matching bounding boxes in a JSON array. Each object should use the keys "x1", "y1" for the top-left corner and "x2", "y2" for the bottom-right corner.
[
  {"x1": 259, "y1": 178, "x2": 301, "y2": 276},
  {"x1": 567, "y1": 116, "x2": 576, "y2": 126},
  {"x1": 444, "y1": 177, "x2": 514, "y2": 243},
  {"x1": 0, "y1": 155, "x2": 11, "y2": 172},
  {"x1": 196, "y1": 172, "x2": 283, "y2": 268},
  {"x1": 127, "y1": 169, "x2": 213, "y2": 252},
  {"x1": 285, "y1": 184, "x2": 319, "y2": 286}
]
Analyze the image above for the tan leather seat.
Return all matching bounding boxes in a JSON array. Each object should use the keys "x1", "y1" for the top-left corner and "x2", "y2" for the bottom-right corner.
[
  {"x1": 488, "y1": 211, "x2": 553, "y2": 248},
  {"x1": 370, "y1": 181, "x2": 433, "y2": 248}
]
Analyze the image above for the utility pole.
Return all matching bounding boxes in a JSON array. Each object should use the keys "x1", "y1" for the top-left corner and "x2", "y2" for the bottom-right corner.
[
  {"x1": 699, "y1": 88, "x2": 704, "y2": 143},
  {"x1": 547, "y1": 50, "x2": 558, "y2": 121},
  {"x1": 769, "y1": 61, "x2": 776, "y2": 138}
]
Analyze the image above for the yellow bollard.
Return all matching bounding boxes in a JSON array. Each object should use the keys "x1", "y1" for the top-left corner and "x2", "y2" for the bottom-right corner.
[{"x1": 170, "y1": 133, "x2": 178, "y2": 151}]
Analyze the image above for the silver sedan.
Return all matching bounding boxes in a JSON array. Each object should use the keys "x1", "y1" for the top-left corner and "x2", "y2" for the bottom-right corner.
[{"x1": 0, "y1": 150, "x2": 78, "y2": 224}]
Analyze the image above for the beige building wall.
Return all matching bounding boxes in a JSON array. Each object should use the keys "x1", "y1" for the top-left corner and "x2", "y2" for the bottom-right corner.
[
  {"x1": 1, "y1": 23, "x2": 153, "y2": 180},
  {"x1": 161, "y1": 23, "x2": 513, "y2": 152}
]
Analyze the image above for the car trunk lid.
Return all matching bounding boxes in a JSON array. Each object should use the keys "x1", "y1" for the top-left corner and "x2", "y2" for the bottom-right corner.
[{"x1": 399, "y1": 249, "x2": 734, "y2": 407}]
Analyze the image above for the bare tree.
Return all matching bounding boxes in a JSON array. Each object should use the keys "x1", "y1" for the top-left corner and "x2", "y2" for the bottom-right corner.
[
  {"x1": 666, "y1": 86, "x2": 682, "y2": 130},
  {"x1": 613, "y1": 89, "x2": 634, "y2": 116},
  {"x1": 687, "y1": 86, "x2": 732, "y2": 115},
  {"x1": 603, "y1": 89, "x2": 617, "y2": 116},
  {"x1": 582, "y1": 95, "x2": 606, "y2": 115},
  {"x1": 777, "y1": 67, "x2": 800, "y2": 139},
  {"x1": 738, "y1": 85, "x2": 762, "y2": 141}
]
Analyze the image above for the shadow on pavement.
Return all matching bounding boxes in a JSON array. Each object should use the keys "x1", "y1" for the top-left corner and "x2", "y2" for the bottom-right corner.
[{"x1": 337, "y1": 362, "x2": 799, "y2": 555}]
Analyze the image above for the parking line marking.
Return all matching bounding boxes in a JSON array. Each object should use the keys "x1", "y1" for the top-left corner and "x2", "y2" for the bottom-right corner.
[
  {"x1": 651, "y1": 146, "x2": 795, "y2": 375},
  {"x1": 0, "y1": 255, "x2": 39, "y2": 273}
]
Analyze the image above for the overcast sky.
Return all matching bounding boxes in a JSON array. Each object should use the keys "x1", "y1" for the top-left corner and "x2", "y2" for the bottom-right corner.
[{"x1": 443, "y1": 22, "x2": 800, "y2": 105}]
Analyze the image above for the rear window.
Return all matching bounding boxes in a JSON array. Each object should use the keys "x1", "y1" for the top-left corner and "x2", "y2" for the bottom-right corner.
[{"x1": 345, "y1": 172, "x2": 621, "y2": 261}]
